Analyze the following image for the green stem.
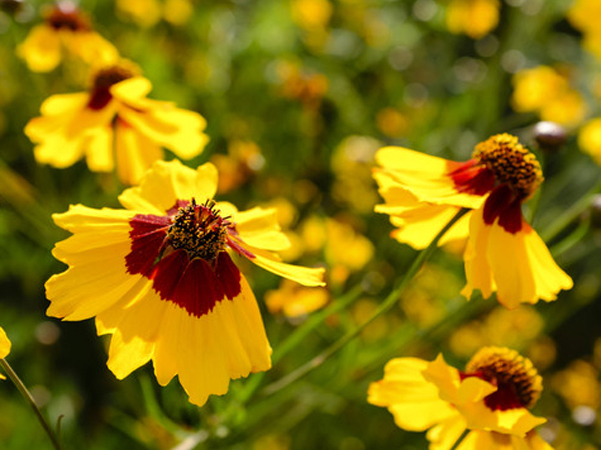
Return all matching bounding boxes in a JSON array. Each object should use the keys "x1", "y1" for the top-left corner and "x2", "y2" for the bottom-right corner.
[
  {"x1": 541, "y1": 178, "x2": 601, "y2": 243},
  {"x1": 449, "y1": 429, "x2": 470, "y2": 450},
  {"x1": 262, "y1": 208, "x2": 470, "y2": 396},
  {"x1": 0, "y1": 359, "x2": 62, "y2": 450}
]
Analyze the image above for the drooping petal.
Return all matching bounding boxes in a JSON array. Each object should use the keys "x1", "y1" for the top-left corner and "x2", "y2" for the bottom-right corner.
[
  {"x1": 368, "y1": 357, "x2": 458, "y2": 431},
  {"x1": 17, "y1": 25, "x2": 62, "y2": 72},
  {"x1": 118, "y1": 160, "x2": 218, "y2": 214},
  {"x1": 463, "y1": 205, "x2": 573, "y2": 309},
  {"x1": 374, "y1": 148, "x2": 485, "y2": 209},
  {"x1": 84, "y1": 124, "x2": 114, "y2": 172}
]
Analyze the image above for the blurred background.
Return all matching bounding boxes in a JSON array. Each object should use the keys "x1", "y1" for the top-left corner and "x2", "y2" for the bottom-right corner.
[{"x1": 1, "y1": 0, "x2": 601, "y2": 448}]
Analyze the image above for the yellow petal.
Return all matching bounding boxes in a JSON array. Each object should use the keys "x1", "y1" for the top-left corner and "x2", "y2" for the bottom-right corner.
[
  {"x1": 374, "y1": 148, "x2": 484, "y2": 209},
  {"x1": 110, "y1": 77, "x2": 153, "y2": 102},
  {"x1": 234, "y1": 207, "x2": 291, "y2": 251},
  {"x1": 426, "y1": 416, "x2": 468, "y2": 450},
  {"x1": 368, "y1": 357, "x2": 458, "y2": 431},
  {"x1": 85, "y1": 125, "x2": 114, "y2": 172},
  {"x1": 118, "y1": 160, "x2": 218, "y2": 214},
  {"x1": 66, "y1": 31, "x2": 119, "y2": 66},
  {"x1": 455, "y1": 430, "x2": 512, "y2": 450},
  {"x1": 456, "y1": 376, "x2": 497, "y2": 404},
  {"x1": 462, "y1": 206, "x2": 495, "y2": 300},
  {"x1": 39, "y1": 93, "x2": 89, "y2": 116},
  {"x1": 237, "y1": 245, "x2": 325, "y2": 287},
  {"x1": 0, "y1": 327, "x2": 11, "y2": 360},
  {"x1": 115, "y1": 120, "x2": 164, "y2": 185},
  {"x1": 522, "y1": 430, "x2": 555, "y2": 450},
  {"x1": 17, "y1": 25, "x2": 62, "y2": 72},
  {"x1": 422, "y1": 354, "x2": 463, "y2": 405}
]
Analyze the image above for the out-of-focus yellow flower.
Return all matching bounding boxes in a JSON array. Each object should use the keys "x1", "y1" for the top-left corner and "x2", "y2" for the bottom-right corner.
[
  {"x1": 45, "y1": 160, "x2": 326, "y2": 406},
  {"x1": 265, "y1": 279, "x2": 329, "y2": 318},
  {"x1": 446, "y1": 0, "x2": 500, "y2": 39},
  {"x1": 400, "y1": 263, "x2": 463, "y2": 327},
  {"x1": 0, "y1": 326, "x2": 10, "y2": 379},
  {"x1": 369, "y1": 347, "x2": 552, "y2": 450},
  {"x1": 578, "y1": 118, "x2": 601, "y2": 165},
  {"x1": 331, "y1": 136, "x2": 381, "y2": 214},
  {"x1": 449, "y1": 306, "x2": 544, "y2": 358},
  {"x1": 290, "y1": 0, "x2": 332, "y2": 30},
  {"x1": 212, "y1": 140, "x2": 265, "y2": 194},
  {"x1": 512, "y1": 66, "x2": 586, "y2": 127},
  {"x1": 17, "y1": 2, "x2": 118, "y2": 72},
  {"x1": 551, "y1": 360, "x2": 601, "y2": 410},
  {"x1": 376, "y1": 108, "x2": 408, "y2": 138},
  {"x1": 277, "y1": 60, "x2": 329, "y2": 110},
  {"x1": 25, "y1": 60, "x2": 209, "y2": 185},
  {"x1": 116, "y1": 0, "x2": 193, "y2": 28},
  {"x1": 374, "y1": 133, "x2": 573, "y2": 309},
  {"x1": 567, "y1": 0, "x2": 601, "y2": 61}
]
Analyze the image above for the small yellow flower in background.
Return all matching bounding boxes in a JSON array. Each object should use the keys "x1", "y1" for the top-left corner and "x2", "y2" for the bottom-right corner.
[
  {"x1": 276, "y1": 60, "x2": 329, "y2": 110},
  {"x1": 211, "y1": 140, "x2": 265, "y2": 194},
  {"x1": 0, "y1": 326, "x2": 11, "y2": 379},
  {"x1": 17, "y1": 1, "x2": 118, "y2": 73},
  {"x1": 25, "y1": 60, "x2": 209, "y2": 185},
  {"x1": 551, "y1": 360, "x2": 601, "y2": 411},
  {"x1": 512, "y1": 66, "x2": 586, "y2": 127},
  {"x1": 265, "y1": 279, "x2": 329, "y2": 318},
  {"x1": 45, "y1": 159, "x2": 325, "y2": 406},
  {"x1": 567, "y1": 0, "x2": 601, "y2": 61},
  {"x1": 368, "y1": 347, "x2": 553, "y2": 450},
  {"x1": 578, "y1": 118, "x2": 601, "y2": 166},
  {"x1": 446, "y1": 0, "x2": 500, "y2": 39},
  {"x1": 290, "y1": 0, "x2": 332, "y2": 49},
  {"x1": 116, "y1": 0, "x2": 193, "y2": 28},
  {"x1": 374, "y1": 133, "x2": 573, "y2": 309},
  {"x1": 376, "y1": 107, "x2": 408, "y2": 138}
]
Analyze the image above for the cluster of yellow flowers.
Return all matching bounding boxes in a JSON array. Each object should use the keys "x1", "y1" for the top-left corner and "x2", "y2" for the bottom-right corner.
[{"x1": 2, "y1": 2, "x2": 591, "y2": 450}]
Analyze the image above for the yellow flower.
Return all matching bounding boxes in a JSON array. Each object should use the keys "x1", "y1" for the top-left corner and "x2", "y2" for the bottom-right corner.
[
  {"x1": 446, "y1": 0, "x2": 500, "y2": 39},
  {"x1": 265, "y1": 279, "x2": 329, "y2": 318},
  {"x1": 374, "y1": 133, "x2": 573, "y2": 309},
  {"x1": 17, "y1": 2, "x2": 118, "y2": 72},
  {"x1": 578, "y1": 118, "x2": 601, "y2": 165},
  {"x1": 567, "y1": 0, "x2": 601, "y2": 61},
  {"x1": 45, "y1": 159, "x2": 325, "y2": 406},
  {"x1": 25, "y1": 61, "x2": 209, "y2": 185},
  {"x1": 512, "y1": 66, "x2": 586, "y2": 127},
  {"x1": 0, "y1": 326, "x2": 10, "y2": 379},
  {"x1": 368, "y1": 347, "x2": 553, "y2": 450}
]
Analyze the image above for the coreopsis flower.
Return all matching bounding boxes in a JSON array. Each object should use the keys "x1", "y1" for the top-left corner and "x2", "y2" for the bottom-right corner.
[
  {"x1": 17, "y1": 1, "x2": 118, "y2": 72},
  {"x1": 45, "y1": 159, "x2": 325, "y2": 406},
  {"x1": 374, "y1": 133, "x2": 573, "y2": 309},
  {"x1": 446, "y1": 0, "x2": 500, "y2": 39},
  {"x1": 368, "y1": 347, "x2": 553, "y2": 450},
  {"x1": 25, "y1": 61, "x2": 209, "y2": 185},
  {"x1": 511, "y1": 66, "x2": 586, "y2": 127},
  {"x1": 0, "y1": 326, "x2": 10, "y2": 379}
]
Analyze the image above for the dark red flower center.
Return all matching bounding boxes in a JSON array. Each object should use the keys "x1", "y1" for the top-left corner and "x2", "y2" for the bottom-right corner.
[
  {"x1": 87, "y1": 65, "x2": 135, "y2": 111},
  {"x1": 460, "y1": 347, "x2": 542, "y2": 412},
  {"x1": 125, "y1": 199, "x2": 245, "y2": 317},
  {"x1": 448, "y1": 134, "x2": 543, "y2": 234},
  {"x1": 45, "y1": 2, "x2": 91, "y2": 32}
]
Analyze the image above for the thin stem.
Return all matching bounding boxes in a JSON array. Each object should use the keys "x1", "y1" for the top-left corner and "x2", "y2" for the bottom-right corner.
[
  {"x1": 262, "y1": 208, "x2": 470, "y2": 396},
  {"x1": 0, "y1": 359, "x2": 62, "y2": 450},
  {"x1": 449, "y1": 429, "x2": 470, "y2": 450}
]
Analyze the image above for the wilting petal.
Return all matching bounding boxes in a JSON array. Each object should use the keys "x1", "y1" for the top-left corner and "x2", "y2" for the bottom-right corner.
[{"x1": 368, "y1": 357, "x2": 458, "y2": 431}]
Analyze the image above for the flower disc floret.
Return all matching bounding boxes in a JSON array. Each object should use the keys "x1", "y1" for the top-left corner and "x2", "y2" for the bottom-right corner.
[
  {"x1": 167, "y1": 200, "x2": 229, "y2": 262},
  {"x1": 473, "y1": 134, "x2": 543, "y2": 200},
  {"x1": 464, "y1": 346, "x2": 542, "y2": 411}
]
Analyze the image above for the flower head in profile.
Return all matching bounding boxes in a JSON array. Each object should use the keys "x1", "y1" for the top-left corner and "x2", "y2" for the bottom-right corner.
[
  {"x1": 17, "y1": 1, "x2": 118, "y2": 72},
  {"x1": 368, "y1": 347, "x2": 554, "y2": 450},
  {"x1": 374, "y1": 133, "x2": 572, "y2": 309},
  {"x1": 0, "y1": 326, "x2": 10, "y2": 380},
  {"x1": 45, "y1": 159, "x2": 325, "y2": 406},
  {"x1": 25, "y1": 60, "x2": 209, "y2": 185}
]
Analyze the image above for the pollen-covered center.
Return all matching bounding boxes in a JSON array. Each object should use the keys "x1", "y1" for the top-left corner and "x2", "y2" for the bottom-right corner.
[
  {"x1": 473, "y1": 134, "x2": 543, "y2": 200},
  {"x1": 45, "y1": 3, "x2": 91, "y2": 31},
  {"x1": 464, "y1": 346, "x2": 542, "y2": 411},
  {"x1": 167, "y1": 199, "x2": 229, "y2": 262}
]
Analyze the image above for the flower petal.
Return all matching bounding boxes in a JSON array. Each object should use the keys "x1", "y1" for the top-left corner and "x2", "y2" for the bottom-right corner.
[
  {"x1": 118, "y1": 160, "x2": 218, "y2": 214},
  {"x1": 17, "y1": 25, "x2": 62, "y2": 72},
  {"x1": 115, "y1": 119, "x2": 164, "y2": 185},
  {"x1": 234, "y1": 207, "x2": 291, "y2": 251},
  {"x1": 0, "y1": 327, "x2": 11, "y2": 360}
]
